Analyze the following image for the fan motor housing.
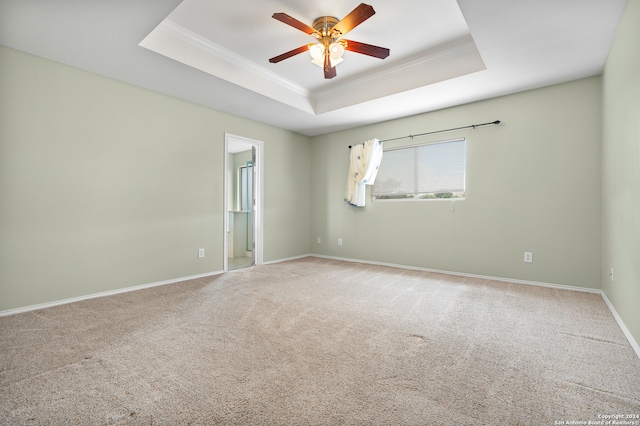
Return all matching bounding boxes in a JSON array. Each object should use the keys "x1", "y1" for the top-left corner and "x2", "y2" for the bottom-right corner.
[{"x1": 312, "y1": 16, "x2": 340, "y2": 34}]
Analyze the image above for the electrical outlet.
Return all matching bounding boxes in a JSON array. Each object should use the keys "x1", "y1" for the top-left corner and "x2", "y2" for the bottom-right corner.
[
  {"x1": 338, "y1": 238, "x2": 343, "y2": 246},
  {"x1": 198, "y1": 248, "x2": 205, "y2": 258},
  {"x1": 317, "y1": 237, "x2": 321, "y2": 244},
  {"x1": 524, "y1": 252, "x2": 533, "y2": 263}
]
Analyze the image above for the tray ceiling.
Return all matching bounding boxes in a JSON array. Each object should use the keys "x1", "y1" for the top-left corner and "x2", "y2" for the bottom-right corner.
[{"x1": 0, "y1": 0, "x2": 627, "y2": 136}]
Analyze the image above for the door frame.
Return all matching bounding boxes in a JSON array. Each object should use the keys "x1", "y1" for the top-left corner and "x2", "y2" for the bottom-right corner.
[{"x1": 224, "y1": 133, "x2": 264, "y2": 271}]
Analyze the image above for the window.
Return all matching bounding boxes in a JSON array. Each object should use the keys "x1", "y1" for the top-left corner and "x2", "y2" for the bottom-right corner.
[{"x1": 373, "y1": 138, "x2": 466, "y2": 200}]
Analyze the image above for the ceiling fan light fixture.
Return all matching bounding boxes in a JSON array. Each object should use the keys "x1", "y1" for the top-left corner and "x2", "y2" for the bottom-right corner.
[
  {"x1": 329, "y1": 43, "x2": 345, "y2": 66},
  {"x1": 309, "y1": 43, "x2": 325, "y2": 67},
  {"x1": 309, "y1": 42, "x2": 344, "y2": 68},
  {"x1": 270, "y1": 4, "x2": 389, "y2": 79}
]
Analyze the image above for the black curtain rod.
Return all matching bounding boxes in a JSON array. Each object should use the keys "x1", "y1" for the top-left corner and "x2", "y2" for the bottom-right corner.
[{"x1": 348, "y1": 120, "x2": 501, "y2": 148}]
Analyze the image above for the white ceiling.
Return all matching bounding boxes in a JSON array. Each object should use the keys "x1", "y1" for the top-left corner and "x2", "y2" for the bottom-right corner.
[{"x1": 0, "y1": 0, "x2": 627, "y2": 137}]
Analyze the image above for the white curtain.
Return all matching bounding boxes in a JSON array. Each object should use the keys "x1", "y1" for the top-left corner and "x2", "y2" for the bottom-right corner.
[{"x1": 344, "y1": 138, "x2": 383, "y2": 207}]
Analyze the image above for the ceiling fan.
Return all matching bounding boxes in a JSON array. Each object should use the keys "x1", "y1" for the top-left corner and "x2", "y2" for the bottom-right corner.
[{"x1": 269, "y1": 3, "x2": 390, "y2": 79}]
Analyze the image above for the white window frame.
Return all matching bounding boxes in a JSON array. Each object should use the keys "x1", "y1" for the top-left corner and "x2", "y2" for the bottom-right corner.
[{"x1": 373, "y1": 137, "x2": 466, "y2": 202}]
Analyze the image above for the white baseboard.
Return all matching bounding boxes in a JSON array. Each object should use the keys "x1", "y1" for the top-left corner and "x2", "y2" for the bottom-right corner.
[
  {"x1": 309, "y1": 254, "x2": 640, "y2": 359},
  {"x1": 0, "y1": 254, "x2": 311, "y2": 316},
  {"x1": 262, "y1": 253, "x2": 311, "y2": 265},
  {"x1": 600, "y1": 292, "x2": 640, "y2": 359},
  {"x1": 311, "y1": 254, "x2": 599, "y2": 292},
  {"x1": 3, "y1": 253, "x2": 638, "y2": 361},
  {"x1": 0, "y1": 269, "x2": 224, "y2": 317},
  {"x1": 2, "y1": 256, "x2": 315, "y2": 315}
]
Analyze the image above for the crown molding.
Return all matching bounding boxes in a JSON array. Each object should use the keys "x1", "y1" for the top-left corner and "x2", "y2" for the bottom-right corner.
[
  {"x1": 140, "y1": 22, "x2": 485, "y2": 116},
  {"x1": 140, "y1": 19, "x2": 315, "y2": 114},
  {"x1": 312, "y1": 35, "x2": 486, "y2": 114},
  {"x1": 162, "y1": 20, "x2": 310, "y2": 98}
]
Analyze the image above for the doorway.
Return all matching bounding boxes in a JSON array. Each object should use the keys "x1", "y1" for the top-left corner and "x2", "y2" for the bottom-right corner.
[{"x1": 224, "y1": 134, "x2": 263, "y2": 271}]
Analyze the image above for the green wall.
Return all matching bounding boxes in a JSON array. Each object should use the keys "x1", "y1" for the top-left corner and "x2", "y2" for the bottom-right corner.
[
  {"x1": 0, "y1": 46, "x2": 311, "y2": 311},
  {"x1": 311, "y1": 77, "x2": 602, "y2": 289},
  {"x1": 602, "y1": 0, "x2": 640, "y2": 347}
]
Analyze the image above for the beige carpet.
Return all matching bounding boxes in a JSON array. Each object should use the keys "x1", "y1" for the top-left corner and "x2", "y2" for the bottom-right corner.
[{"x1": 1, "y1": 257, "x2": 639, "y2": 425}]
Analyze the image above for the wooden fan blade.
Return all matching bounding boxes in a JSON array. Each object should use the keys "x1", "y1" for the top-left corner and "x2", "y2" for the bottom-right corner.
[
  {"x1": 344, "y1": 40, "x2": 390, "y2": 59},
  {"x1": 272, "y1": 13, "x2": 317, "y2": 35},
  {"x1": 324, "y1": 55, "x2": 337, "y2": 79},
  {"x1": 332, "y1": 3, "x2": 375, "y2": 36},
  {"x1": 269, "y1": 45, "x2": 310, "y2": 63}
]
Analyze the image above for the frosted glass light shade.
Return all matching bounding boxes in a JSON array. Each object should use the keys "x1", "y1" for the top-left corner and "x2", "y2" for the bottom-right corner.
[
  {"x1": 329, "y1": 43, "x2": 344, "y2": 67},
  {"x1": 309, "y1": 44, "x2": 325, "y2": 66},
  {"x1": 309, "y1": 42, "x2": 344, "y2": 68}
]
